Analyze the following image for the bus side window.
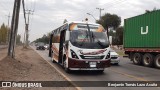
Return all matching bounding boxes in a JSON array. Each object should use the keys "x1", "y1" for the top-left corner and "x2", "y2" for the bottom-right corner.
[{"x1": 52, "y1": 35, "x2": 60, "y2": 43}]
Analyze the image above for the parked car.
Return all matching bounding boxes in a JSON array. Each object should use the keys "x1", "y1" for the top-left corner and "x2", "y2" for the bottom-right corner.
[
  {"x1": 36, "y1": 42, "x2": 45, "y2": 50},
  {"x1": 110, "y1": 49, "x2": 120, "y2": 65},
  {"x1": 44, "y1": 44, "x2": 49, "y2": 50}
]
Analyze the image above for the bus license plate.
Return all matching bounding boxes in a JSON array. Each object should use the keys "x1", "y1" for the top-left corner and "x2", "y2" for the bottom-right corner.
[{"x1": 89, "y1": 62, "x2": 97, "y2": 67}]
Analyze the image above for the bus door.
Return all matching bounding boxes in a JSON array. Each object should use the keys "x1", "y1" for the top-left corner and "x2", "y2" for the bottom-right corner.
[
  {"x1": 58, "y1": 30, "x2": 66, "y2": 64},
  {"x1": 49, "y1": 34, "x2": 53, "y2": 57}
]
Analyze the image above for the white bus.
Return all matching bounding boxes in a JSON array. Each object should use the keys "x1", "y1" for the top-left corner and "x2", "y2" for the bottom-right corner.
[{"x1": 49, "y1": 21, "x2": 111, "y2": 73}]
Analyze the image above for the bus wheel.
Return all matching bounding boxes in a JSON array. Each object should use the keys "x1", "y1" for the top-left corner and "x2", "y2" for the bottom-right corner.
[
  {"x1": 97, "y1": 70, "x2": 104, "y2": 73},
  {"x1": 143, "y1": 53, "x2": 154, "y2": 67},
  {"x1": 154, "y1": 54, "x2": 160, "y2": 69},
  {"x1": 133, "y1": 53, "x2": 142, "y2": 65},
  {"x1": 63, "y1": 61, "x2": 71, "y2": 73}
]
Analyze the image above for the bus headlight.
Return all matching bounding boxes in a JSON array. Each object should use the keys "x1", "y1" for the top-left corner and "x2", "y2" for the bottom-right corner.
[
  {"x1": 70, "y1": 50, "x2": 79, "y2": 59},
  {"x1": 105, "y1": 51, "x2": 110, "y2": 59}
]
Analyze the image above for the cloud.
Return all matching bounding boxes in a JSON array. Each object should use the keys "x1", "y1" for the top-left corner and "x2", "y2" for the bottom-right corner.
[{"x1": 0, "y1": 0, "x2": 160, "y2": 42}]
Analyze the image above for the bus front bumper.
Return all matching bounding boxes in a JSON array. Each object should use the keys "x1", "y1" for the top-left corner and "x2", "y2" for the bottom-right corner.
[{"x1": 68, "y1": 58, "x2": 110, "y2": 70}]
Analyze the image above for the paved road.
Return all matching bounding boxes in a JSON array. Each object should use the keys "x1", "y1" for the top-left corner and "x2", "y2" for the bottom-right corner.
[
  {"x1": 31, "y1": 46, "x2": 160, "y2": 90},
  {"x1": 0, "y1": 45, "x2": 8, "y2": 49}
]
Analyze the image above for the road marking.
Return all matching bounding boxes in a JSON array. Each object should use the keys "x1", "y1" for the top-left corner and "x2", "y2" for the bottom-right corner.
[
  {"x1": 108, "y1": 69, "x2": 160, "y2": 89},
  {"x1": 109, "y1": 68, "x2": 148, "y2": 81},
  {"x1": 31, "y1": 46, "x2": 82, "y2": 90},
  {"x1": 109, "y1": 69, "x2": 160, "y2": 89}
]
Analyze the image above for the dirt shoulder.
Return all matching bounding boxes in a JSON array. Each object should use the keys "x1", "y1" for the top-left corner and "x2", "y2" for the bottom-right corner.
[
  {"x1": 0, "y1": 48, "x2": 7, "y2": 61},
  {"x1": 0, "y1": 46, "x2": 77, "y2": 90}
]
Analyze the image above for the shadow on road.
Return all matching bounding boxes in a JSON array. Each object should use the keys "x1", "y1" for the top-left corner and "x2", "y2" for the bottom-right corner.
[{"x1": 69, "y1": 70, "x2": 106, "y2": 76}]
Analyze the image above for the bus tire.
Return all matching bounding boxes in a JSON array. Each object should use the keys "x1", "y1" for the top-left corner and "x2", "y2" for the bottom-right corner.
[
  {"x1": 133, "y1": 53, "x2": 142, "y2": 65},
  {"x1": 64, "y1": 61, "x2": 71, "y2": 73},
  {"x1": 142, "y1": 53, "x2": 154, "y2": 67},
  {"x1": 51, "y1": 53, "x2": 56, "y2": 63},
  {"x1": 97, "y1": 70, "x2": 104, "y2": 73},
  {"x1": 114, "y1": 63, "x2": 119, "y2": 65},
  {"x1": 154, "y1": 54, "x2": 160, "y2": 69}
]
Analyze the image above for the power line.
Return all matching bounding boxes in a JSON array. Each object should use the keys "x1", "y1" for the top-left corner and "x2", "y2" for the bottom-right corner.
[
  {"x1": 25, "y1": 9, "x2": 34, "y2": 46},
  {"x1": 6, "y1": 13, "x2": 11, "y2": 44},
  {"x1": 22, "y1": 0, "x2": 36, "y2": 47},
  {"x1": 100, "y1": 0, "x2": 126, "y2": 7},
  {"x1": 102, "y1": 0, "x2": 127, "y2": 10},
  {"x1": 0, "y1": 0, "x2": 13, "y2": 27},
  {"x1": 1, "y1": 0, "x2": 13, "y2": 7},
  {"x1": 94, "y1": 0, "x2": 127, "y2": 19},
  {"x1": 96, "y1": 8, "x2": 104, "y2": 20},
  {"x1": 107, "y1": 0, "x2": 127, "y2": 9},
  {"x1": 32, "y1": 0, "x2": 36, "y2": 12},
  {"x1": 24, "y1": 0, "x2": 28, "y2": 11},
  {"x1": 6, "y1": 13, "x2": 11, "y2": 27},
  {"x1": 29, "y1": 0, "x2": 36, "y2": 12},
  {"x1": 0, "y1": 3, "x2": 10, "y2": 13},
  {"x1": 87, "y1": 13, "x2": 97, "y2": 21}
]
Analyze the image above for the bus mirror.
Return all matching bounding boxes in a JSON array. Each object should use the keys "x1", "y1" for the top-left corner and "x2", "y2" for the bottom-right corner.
[{"x1": 65, "y1": 31, "x2": 70, "y2": 41}]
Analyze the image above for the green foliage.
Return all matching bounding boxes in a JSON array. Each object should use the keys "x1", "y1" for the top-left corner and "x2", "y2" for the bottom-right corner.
[
  {"x1": 112, "y1": 26, "x2": 124, "y2": 45},
  {"x1": 0, "y1": 23, "x2": 9, "y2": 44},
  {"x1": 63, "y1": 19, "x2": 68, "y2": 24},
  {"x1": 96, "y1": 12, "x2": 123, "y2": 45},
  {"x1": 0, "y1": 23, "x2": 22, "y2": 44},
  {"x1": 97, "y1": 13, "x2": 121, "y2": 30},
  {"x1": 34, "y1": 34, "x2": 50, "y2": 44},
  {"x1": 16, "y1": 34, "x2": 22, "y2": 44},
  {"x1": 116, "y1": 26, "x2": 123, "y2": 45},
  {"x1": 145, "y1": 7, "x2": 157, "y2": 13}
]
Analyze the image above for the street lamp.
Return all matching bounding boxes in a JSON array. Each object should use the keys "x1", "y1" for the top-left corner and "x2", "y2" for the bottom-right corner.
[{"x1": 87, "y1": 13, "x2": 97, "y2": 21}]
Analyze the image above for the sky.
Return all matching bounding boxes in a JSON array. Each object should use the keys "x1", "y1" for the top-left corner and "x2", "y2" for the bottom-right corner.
[{"x1": 0, "y1": 0, "x2": 160, "y2": 42}]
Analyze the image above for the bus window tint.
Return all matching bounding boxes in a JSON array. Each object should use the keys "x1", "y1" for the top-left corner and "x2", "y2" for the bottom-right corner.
[
  {"x1": 71, "y1": 30, "x2": 90, "y2": 42},
  {"x1": 69, "y1": 23, "x2": 105, "y2": 32},
  {"x1": 70, "y1": 31, "x2": 109, "y2": 49},
  {"x1": 52, "y1": 35, "x2": 60, "y2": 43}
]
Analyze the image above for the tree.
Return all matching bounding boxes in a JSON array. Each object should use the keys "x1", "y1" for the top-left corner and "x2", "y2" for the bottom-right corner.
[
  {"x1": 0, "y1": 23, "x2": 8, "y2": 44},
  {"x1": 110, "y1": 26, "x2": 124, "y2": 45},
  {"x1": 16, "y1": 34, "x2": 22, "y2": 44},
  {"x1": 97, "y1": 13, "x2": 121, "y2": 30},
  {"x1": 34, "y1": 34, "x2": 50, "y2": 44},
  {"x1": 145, "y1": 7, "x2": 157, "y2": 13},
  {"x1": 63, "y1": 19, "x2": 68, "y2": 24},
  {"x1": 115, "y1": 26, "x2": 123, "y2": 45}
]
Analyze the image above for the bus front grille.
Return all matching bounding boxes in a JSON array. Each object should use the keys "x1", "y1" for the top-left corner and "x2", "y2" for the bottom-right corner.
[{"x1": 80, "y1": 55, "x2": 105, "y2": 60}]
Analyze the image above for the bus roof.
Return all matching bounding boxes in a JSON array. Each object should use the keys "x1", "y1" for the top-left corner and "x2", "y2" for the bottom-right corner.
[
  {"x1": 65, "y1": 21, "x2": 100, "y2": 26},
  {"x1": 51, "y1": 21, "x2": 101, "y2": 34}
]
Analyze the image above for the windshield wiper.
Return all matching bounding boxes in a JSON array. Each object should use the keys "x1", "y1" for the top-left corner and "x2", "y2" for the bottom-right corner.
[
  {"x1": 92, "y1": 32, "x2": 106, "y2": 48},
  {"x1": 79, "y1": 24, "x2": 92, "y2": 46}
]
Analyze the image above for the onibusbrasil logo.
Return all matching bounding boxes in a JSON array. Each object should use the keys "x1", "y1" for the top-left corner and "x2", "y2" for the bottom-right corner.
[{"x1": 1, "y1": 82, "x2": 42, "y2": 88}]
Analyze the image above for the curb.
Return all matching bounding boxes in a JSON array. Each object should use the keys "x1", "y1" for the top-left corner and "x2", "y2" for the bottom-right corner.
[{"x1": 30, "y1": 46, "x2": 82, "y2": 90}]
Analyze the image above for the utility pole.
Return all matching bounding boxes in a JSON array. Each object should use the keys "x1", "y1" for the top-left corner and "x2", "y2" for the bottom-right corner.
[
  {"x1": 6, "y1": 13, "x2": 11, "y2": 28},
  {"x1": 8, "y1": 0, "x2": 21, "y2": 58},
  {"x1": 22, "y1": 0, "x2": 27, "y2": 48},
  {"x1": 6, "y1": 13, "x2": 11, "y2": 44},
  {"x1": 96, "y1": 8, "x2": 104, "y2": 20},
  {"x1": 25, "y1": 10, "x2": 34, "y2": 47}
]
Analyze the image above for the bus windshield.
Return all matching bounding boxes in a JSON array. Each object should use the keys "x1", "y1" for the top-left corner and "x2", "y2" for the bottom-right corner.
[{"x1": 70, "y1": 23, "x2": 109, "y2": 49}]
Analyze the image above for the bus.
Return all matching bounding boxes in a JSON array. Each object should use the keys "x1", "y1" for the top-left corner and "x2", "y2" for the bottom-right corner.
[{"x1": 49, "y1": 21, "x2": 111, "y2": 73}]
